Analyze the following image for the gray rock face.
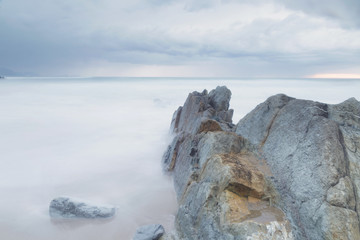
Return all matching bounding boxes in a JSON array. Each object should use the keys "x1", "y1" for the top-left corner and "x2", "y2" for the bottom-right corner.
[
  {"x1": 163, "y1": 87, "x2": 293, "y2": 240},
  {"x1": 162, "y1": 87, "x2": 360, "y2": 240},
  {"x1": 326, "y1": 176, "x2": 355, "y2": 209},
  {"x1": 208, "y1": 86, "x2": 232, "y2": 112},
  {"x1": 235, "y1": 94, "x2": 293, "y2": 146},
  {"x1": 163, "y1": 86, "x2": 237, "y2": 198},
  {"x1": 133, "y1": 224, "x2": 164, "y2": 240},
  {"x1": 236, "y1": 94, "x2": 360, "y2": 240},
  {"x1": 169, "y1": 87, "x2": 234, "y2": 136},
  {"x1": 49, "y1": 197, "x2": 116, "y2": 218}
]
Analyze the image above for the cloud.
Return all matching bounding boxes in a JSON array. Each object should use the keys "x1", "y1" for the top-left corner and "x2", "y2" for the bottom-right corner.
[
  {"x1": 277, "y1": 0, "x2": 360, "y2": 28},
  {"x1": 0, "y1": 0, "x2": 359, "y2": 77},
  {"x1": 183, "y1": 0, "x2": 219, "y2": 11},
  {"x1": 220, "y1": 0, "x2": 360, "y2": 28}
]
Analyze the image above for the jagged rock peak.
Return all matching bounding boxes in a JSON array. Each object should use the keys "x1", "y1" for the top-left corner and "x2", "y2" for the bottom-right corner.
[
  {"x1": 208, "y1": 86, "x2": 232, "y2": 111},
  {"x1": 161, "y1": 89, "x2": 360, "y2": 240},
  {"x1": 162, "y1": 88, "x2": 294, "y2": 240},
  {"x1": 169, "y1": 86, "x2": 234, "y2": 136}
]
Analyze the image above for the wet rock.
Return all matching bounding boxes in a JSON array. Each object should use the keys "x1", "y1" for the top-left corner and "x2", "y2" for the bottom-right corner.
[
  {"x1": 133, "y1": 224, "x2": 164, "y2": 240},
  {"x1": 49, "y1": 197, "x2": 116, "y2": 218}
]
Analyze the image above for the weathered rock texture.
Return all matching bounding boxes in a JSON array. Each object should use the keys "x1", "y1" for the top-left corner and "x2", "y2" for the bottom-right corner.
[
  {"x1": 162, "y1": 87, "x2": 293, "y2": 240},
  {"x1": 133, "y1": 224, "x2": 165, "y2": 240},
  {"x1": 236, "y1": 94, "x2": 360, "y2": 240},
  {"x1": 49, "y1": 197, "x2": 116, "y2": 218},
  {"x1": 162, "y1": 87, "x2": 360, "y2": 240}
]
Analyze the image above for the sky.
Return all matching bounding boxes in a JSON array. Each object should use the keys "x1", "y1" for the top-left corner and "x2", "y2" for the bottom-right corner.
[{"x1": 0, "y1": 0, "x2": 359, "y2": 77}]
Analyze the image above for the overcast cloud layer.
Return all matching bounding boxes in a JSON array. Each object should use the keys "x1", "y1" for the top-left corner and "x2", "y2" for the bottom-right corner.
[{"x1": 0, "y1": 0, "x2": 359, "y2": 77}]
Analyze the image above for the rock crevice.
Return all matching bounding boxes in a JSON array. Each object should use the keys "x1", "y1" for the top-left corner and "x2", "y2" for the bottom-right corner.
[{"x1": 158, "y1": 87, "x2": 360, "y2": 240}]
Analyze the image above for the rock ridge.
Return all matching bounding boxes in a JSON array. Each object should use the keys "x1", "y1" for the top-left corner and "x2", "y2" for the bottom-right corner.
[
  {"x1": 157, "y1": 87, "x2": 360, "y2": 240},
  {"x1": 162, "y1": 87, "x2": 293, "y2": 240}
]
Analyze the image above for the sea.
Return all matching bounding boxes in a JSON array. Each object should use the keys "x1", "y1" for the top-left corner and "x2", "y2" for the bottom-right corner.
[{"x1": 0, "y1": 77, "x2": 359, "y2": 240}]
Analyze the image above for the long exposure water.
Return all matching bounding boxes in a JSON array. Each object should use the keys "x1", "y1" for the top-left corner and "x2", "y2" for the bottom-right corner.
[{"x1": 0, "y1": 77, "x2": 359, "y2": 239}]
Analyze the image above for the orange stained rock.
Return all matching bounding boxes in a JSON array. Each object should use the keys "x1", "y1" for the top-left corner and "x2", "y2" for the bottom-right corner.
[
  {"x1": 221, "y1": 153, "x2": 268, "y2": 198},
  {"x1": 223, "y1": 190, "x2": 251, "y2": 223},
  {"x1": 197, "y1": 119, "x2": 222, "y2": 133}
]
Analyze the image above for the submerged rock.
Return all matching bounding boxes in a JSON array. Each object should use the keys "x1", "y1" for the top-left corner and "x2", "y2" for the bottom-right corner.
[
  {"x1": 133, "y1": 224, "x2": 165, "y2": 240},
  {"x1": 160, "y1": 86, "x2": 360, "y2": 240},
  {"x1": 49, "y1": 197, "x2": 116, "y2": 218}
]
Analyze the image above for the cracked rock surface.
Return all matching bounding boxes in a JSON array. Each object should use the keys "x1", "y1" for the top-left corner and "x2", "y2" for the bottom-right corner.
[
  {"x1": 237, "y1": 94, "x2": 360, "y2": 240},
  {"x1": 161, "y1": 86, "x2": 360, "y2": 240}
]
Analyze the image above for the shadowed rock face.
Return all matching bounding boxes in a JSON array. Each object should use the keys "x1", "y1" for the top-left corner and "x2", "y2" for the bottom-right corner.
[{"x1": 162, "y1": 86, "x2": 360, "y2": 240}]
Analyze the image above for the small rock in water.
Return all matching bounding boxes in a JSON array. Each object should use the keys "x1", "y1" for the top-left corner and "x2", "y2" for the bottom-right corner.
[
  {"x1": 49, "y1": 197, "x2": 116, "y2": 218},
  {"x1": 133, "y1": 224, "x2": 165, "y2": 240}
]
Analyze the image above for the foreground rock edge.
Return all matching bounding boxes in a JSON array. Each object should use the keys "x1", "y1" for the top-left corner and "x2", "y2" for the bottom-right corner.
[{"x1": 49, "y1": 196, "x2": 116, "y2": 219}]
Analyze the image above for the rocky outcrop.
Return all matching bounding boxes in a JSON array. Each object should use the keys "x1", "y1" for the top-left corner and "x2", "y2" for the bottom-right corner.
[
  {"x1": 49, "y1": 197, "x2": 116, "y2": 218},
  {"x1": 133, "y1": 224, "x2": 165, "y2": 240},
  {"x1": 236, "y1": 94, "x2": 360, "y2": 240},
  {"x1": 169, "y1": 86, "x2": 234, "y2": 136},
  {"x1": 161, "y1": 86, "x2": 360, "y2": 240},
  {"x1": 162, "y1": 87, "x2": 293, "y2": 240}
]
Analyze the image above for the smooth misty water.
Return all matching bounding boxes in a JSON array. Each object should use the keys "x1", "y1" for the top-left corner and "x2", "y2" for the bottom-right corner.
[{"x1": 0, "y1": 77, "x2": 359, "y2": 240}]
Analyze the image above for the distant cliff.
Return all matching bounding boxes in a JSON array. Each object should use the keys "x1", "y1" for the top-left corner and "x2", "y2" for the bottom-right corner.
[{"x1": 136, "y1": 86, "x2": 360, "y2": 240}]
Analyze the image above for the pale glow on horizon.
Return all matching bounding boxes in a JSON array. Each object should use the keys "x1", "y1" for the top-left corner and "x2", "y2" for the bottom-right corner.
[
  {"x1": 309, "y1": 73, "x2": 360, "y2": 79},
  {"x1": 70, "y1": 61, "x2": 227, "y2": 78}
]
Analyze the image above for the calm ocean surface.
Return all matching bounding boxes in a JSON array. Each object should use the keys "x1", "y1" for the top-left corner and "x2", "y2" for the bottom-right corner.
[{"x1": 0, "y1": 77, "x2": 359, "y2": 239}]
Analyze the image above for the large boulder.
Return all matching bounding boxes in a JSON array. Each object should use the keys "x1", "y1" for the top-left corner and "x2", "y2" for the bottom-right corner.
[
  {"x1": 175, "y1": 150, "x2": 293, "y2": 240},
  {"x1": 162, "y1": 87, "x2": 293, "y2": 240},
  {"x1": 236, "y1": 94, "x2": 360, "y2": 240},
  {"x1": 49, "y1": 197, "x2": 116, "y2": 219},
  {"x1": 161, "y1": 86, "x2": 360, "y2": 240}
]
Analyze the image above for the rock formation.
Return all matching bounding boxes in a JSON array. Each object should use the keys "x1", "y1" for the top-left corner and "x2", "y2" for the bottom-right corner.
[
  {"x1": 49, "y1": 197, "x2": 116, "y2": 218},
  {"x1": 133, "y1": 224, "x2": 165, "y2": 240},
  {"x1": 160, "y1": 86, "x2": 360, "y2": 240}
]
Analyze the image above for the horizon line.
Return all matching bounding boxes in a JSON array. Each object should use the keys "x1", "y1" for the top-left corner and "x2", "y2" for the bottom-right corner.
[{"x1": 3, "y1": 76, "x2": 360, "y2": 80}]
